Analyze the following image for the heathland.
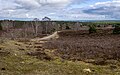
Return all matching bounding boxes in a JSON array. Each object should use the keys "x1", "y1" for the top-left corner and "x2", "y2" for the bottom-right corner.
[{"x1": 0, "y1": 20, "x2": 120, "y2": 75}]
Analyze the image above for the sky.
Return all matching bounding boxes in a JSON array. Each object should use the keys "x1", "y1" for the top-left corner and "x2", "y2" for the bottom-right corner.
[{"x1": 0, "y1": 0, "x2": 119, "y2": 20}]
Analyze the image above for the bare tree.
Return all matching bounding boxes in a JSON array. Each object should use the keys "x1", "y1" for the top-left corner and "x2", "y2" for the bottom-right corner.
[
  {"x1": 1, "y1": 20, "x2": 14, "y2": 39},
  {"x1": 31, "y1": 19, "x2": 42, "y2": 37},
  {"x1": 73, "y1": 22, "x2": 80, "y2": 31},
  {"x1": 1, "y1": 20, "x2": 13, "y2": 31}
]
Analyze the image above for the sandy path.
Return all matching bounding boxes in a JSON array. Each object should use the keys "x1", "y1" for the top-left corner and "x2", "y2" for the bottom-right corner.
[{"x1": 31, "y1": 31, "x2": 60, "y2": 42}]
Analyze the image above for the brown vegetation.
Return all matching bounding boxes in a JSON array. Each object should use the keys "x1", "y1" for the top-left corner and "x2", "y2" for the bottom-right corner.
[{"x1": 43, "y1": 30, "x2": 120, "y2": 64}]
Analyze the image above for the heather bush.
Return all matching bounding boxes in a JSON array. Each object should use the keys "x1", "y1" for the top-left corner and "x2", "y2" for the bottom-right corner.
[
  {"x1": 51, "y1": 28, "x2": 56, "y2": 33},
  {"x1": 43, "y1": 33, "x2": 120, "y2": 62},
  {"x1": 65, "y1": 25, "x2": 71, "y2": 30},
  {"x1": 113, "y1": 25, "x2": 120, "y2": 34},
  {"x1": 89, "y1": 25, "x2": 97, "y2": 34},
  {"x1": 0, "y1": 24, "x2": 2, "y2": 30}
]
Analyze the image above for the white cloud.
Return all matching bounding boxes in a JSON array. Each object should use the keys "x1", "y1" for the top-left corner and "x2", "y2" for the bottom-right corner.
[
  {"x1": 0, "y1": 0, "x2": 73, "y2": 19},
  {"x1": 15, "y1": 0, "x2": 71, "y2": 9},
  {"x1": 0, "y1": 0, "x2": 117, "y2": 20},
  {"x1": 83, "y1": 0, "x2": 120, "y2": 19},
  {"x1": 15, "y1": 0, "x2": 41, "y2": 9}
]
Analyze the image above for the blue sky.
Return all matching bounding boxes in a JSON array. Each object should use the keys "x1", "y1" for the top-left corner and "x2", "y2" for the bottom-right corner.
[{"x1": 0, "y1": 0, "x2": 119, "y2": 20}]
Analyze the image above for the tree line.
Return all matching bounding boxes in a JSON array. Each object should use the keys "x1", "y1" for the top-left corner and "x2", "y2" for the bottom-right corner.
[{"x1": 0, "y1": 20, "x2": 120, "y2": 39}]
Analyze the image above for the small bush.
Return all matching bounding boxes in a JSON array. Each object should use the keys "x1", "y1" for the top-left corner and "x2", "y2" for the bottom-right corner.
[
  {"x1": 51, "y1": 28, "x2": 56, "y2": 33},
  {"x1": 97, "y1": 25, "x2": 101, "y2": 27},
  {"x1": 0, "y1": 24, "x2": 2, "y2": 30},
  {"x1": 113, "y1": 25, "x2": 120, "y2": 34},
  {"x1": 65, "y1": 25, "x2": 71, "y2": 30},
  {"x1": 89, "y1": 25, "x2": 97, "y2": 34}
]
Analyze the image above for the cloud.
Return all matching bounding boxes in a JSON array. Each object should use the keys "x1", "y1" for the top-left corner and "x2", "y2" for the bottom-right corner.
[
  {"x1": 15, "y1": 0, "x2": 41, "y2": 9},
  {"x1": 83, "y1": 0, "x2": 120, "y2": 19},
  {"x1": 14, "y1": 0, "x2": 72, "y2": 9},
  {"x1": 0, "y1": 0, "x2": 74, "y2": 19},
  {"x1": 0, "y1": 0, "x2": 116, "y2": 20},
  {"x1": 0, "y1": 0, "x2": 93, "y2": 20}
]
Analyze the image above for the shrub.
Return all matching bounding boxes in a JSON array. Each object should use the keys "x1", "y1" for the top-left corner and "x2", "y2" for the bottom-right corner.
[
  {"x1": 51, "y1": 28, "x2": 56, "y2": 33},
  {"x1": 0, "y1": 24, "x2": 2, "y2": 30},
  {"x1": 97, "y1": 25, "x2": 101, "y2": 27},
  {"x1": 89, "y1": 25, "x2": 97, "y2": 34},
  {"x1": 65, "y1": 25, "x2": 71, "y2": 30},
  {"x1": 113, "y1": 25, "x2": 120, "y2": 34}
]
